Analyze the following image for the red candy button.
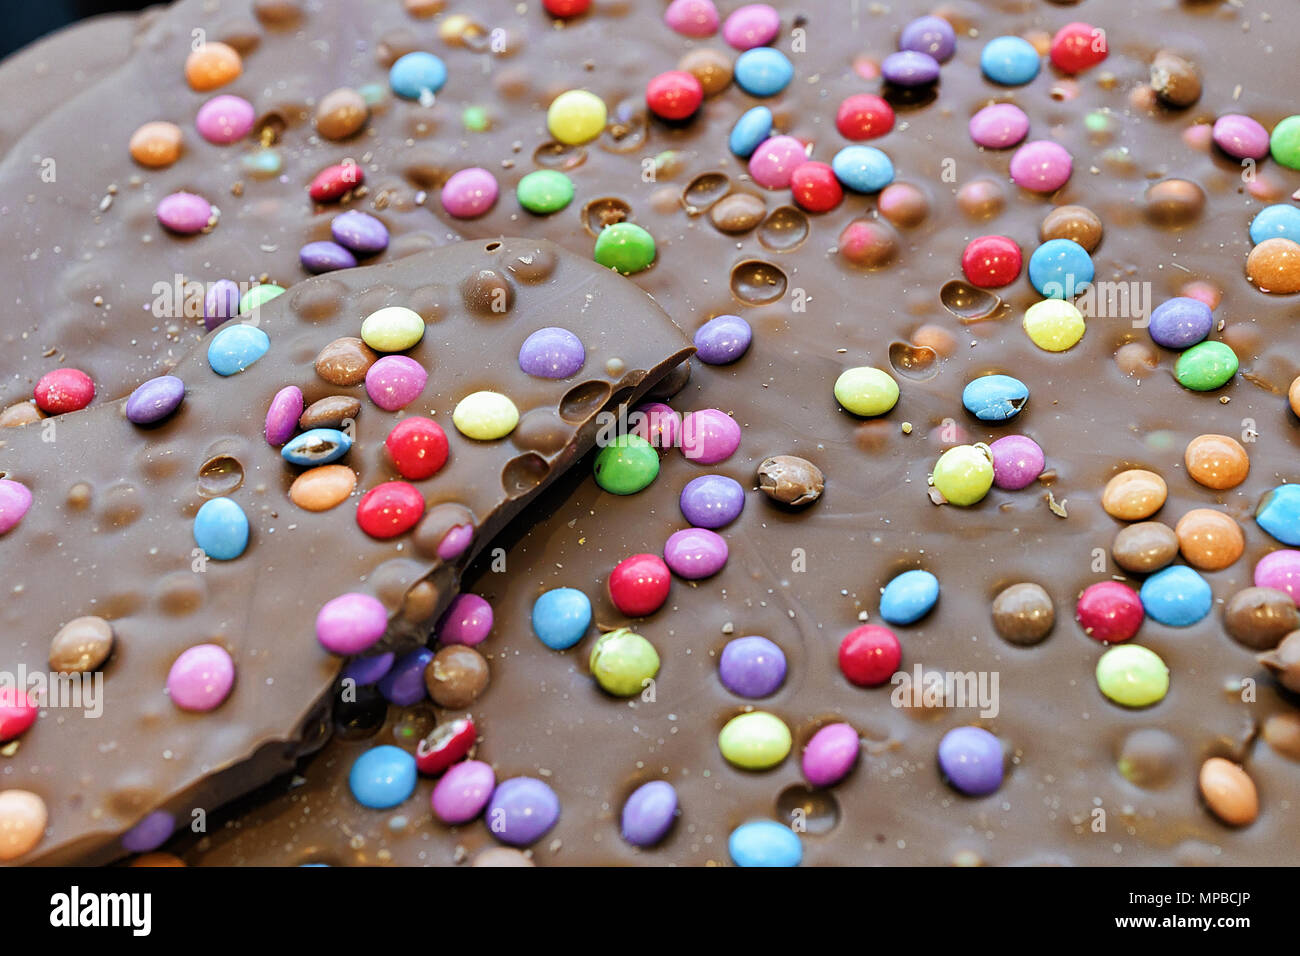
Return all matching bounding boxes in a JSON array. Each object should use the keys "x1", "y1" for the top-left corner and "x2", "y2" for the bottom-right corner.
[
  {"x1": 1075, "y1": 581, "x2": 1143, "y2": 643},
  {"x1": 646, "y1": 70, "x2": 705, "y2": 121},
  {"x1": 838, "y1": 625, "x2": 901, "y2": 687},
  {"x1": 385, "y1": 417, "x2": 449, "y2": 481},
  {"x1": 356, "y1": 481, "x2": 425, "y2": 538},
  {"x1": 609, "y1": 553, "x2": 672, "y2": 617},
  {"x1": 0, "y1": 688, "x2": 38, "y2": 742},
  {"x1": 415, "y1": 717, "x2": 476, "y2": 775},
  {"x1": 835, "y1": 93, "x2": 895, "y2": 141},
  {"x1": 790, "y1": 161, "x2": 844, "y2": 213},
  {"x1": 309, "y1": 162, "x2": 364, "y2": 202},
  {"x1": 544, "y1": 0, "x2": 590, "y2": 16},
  {"x1": 33, "y1": 368, "x2": 94, "y2": 414},
  {"x1": 1049, "y1": 22, "x2": 1108, "y2": 75},
  {"x1": 961, "y1": 235, "x2": 1022, "y2": 288}
]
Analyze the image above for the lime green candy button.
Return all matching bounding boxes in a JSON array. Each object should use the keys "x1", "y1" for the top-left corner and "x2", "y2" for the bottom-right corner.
[
  {"x1": 932, "y1": 444, "x2": 994, "y2": 506},
  {"x1": 1174, "y1": 340, "x2": 1238, "y2": 391},
  {"x1": 1096, "y1": 644, "x2": 1169, "y2": 707},
  {"x1": 594, "y1": 434, "x2": 660, "y2": 494},
  {"x1": 594, "y1": 222, "x2": 656, "y2": 275},
  {"x1": 834, "y1": 366, "x2": 899, "y2": 417},
  {"x1": 547, "y1": 89, "x2": 607, "y2": 146},
  {"x1": 517, "y1": 169, "x2": 575, "y2": 215},
  {"x1": 589, "y1": 627, "x2": 660, "y2": 697},
  {"x1": 361, "y1": 306, "x2": 425, "y2": 352},
  {"x1": 718, "y1": 711, "x2": 792, "y2": 770},
  {"x1": 462, "y1": 105, "x2": 489, "y2": 132},
  {"x1": 239, "y1": 283, "x2": 285, "y2": 315},
  {"x1": 452, "y1": 390, "x2": 519, "y2": 440},
  {"x1": 1270, "y1": 115, "x2": 1300, "y2": 170},
  {"x1": 1023, "y1": 299, "x2": 1086, "y2": 352}
]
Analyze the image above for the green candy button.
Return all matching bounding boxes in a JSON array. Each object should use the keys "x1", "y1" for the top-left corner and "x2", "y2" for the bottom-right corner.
[
  {"x1": 1174, "y1": 340, "x2": 1238, "y2": 391},
  {"x1": 594, "y1": 222, "x2": 656, "y2": 275},
  {"x1": 718, "y1": 712, "x2": 792, "y2": 770},
  {"x1": 517, "y1": 169, "x2": 574, "y2": 215},
  {"x1": 1270, "y1": 115, "x2": 1300, "y2": 171},
  {"x1": 589, "y1": 628, "x2": 660, "y2": 697},
  {"x1": 594, "y1": 434, "x2": 659, "y2": 494},
  {"x1": 1096, "y1": 645, "x2": 1169, "y2": 708}
]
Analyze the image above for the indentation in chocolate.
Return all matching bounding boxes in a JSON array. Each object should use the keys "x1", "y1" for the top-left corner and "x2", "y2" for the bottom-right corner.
[
  {"x1": 505, "y1": 246, "x2": 558, "y2": 283},
  {"x1": 581, "y1": 197, "x2": 632, "y2": 237},
  {"x1": 681, "y1": 172, "x2": 731, "y2": 214},
  {"x1": 757, "y1": 206, "x2": 810, "y2": 253},
  {"x1": 533, "y1": 141, "x2": 587, "y2": 171},
  {"x1": 730, "y1": 259, "x2": 788, "y2": 305},
  {"x1": 559, "y1": 380, "x2": 613, "y2": 424},
  {"x1": 502, "y1": 453, "x2": 551, "y2": 498},
  {"x1": 99, "y1": 483, "x2": 143, "y2": 529},
  {"x1": 197, "y1": 454, "x2": 244, "y2": 497},
  {"x1": 289, "y1": 278, "x2": 347, "y2": 322},
  {"x1": 939, "y1": 279, "x2": 1002, "y2": 321},
  {"x1": 888, "y1": 341, "x2": 942, "y2": 382},
  {"x1": 775, "y1": 784, "x2": 840, "y2": 834}
]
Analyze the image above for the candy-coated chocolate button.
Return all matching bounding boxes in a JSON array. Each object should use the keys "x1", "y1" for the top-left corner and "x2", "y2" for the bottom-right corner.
[
  {"x1": 834, "y1": 366, "x2": 899, "y2": 417},
  {"x1": 531, "y1": 587, "x2": 592, "y2": 650},
  {"x1": 1102, "y1": 469, "x2": 1167, "y2": 520},
  {"x1": 1023, "y1": 299, "x2": 1085, "y2": 351},
  {"x1": 282, "y1": 428, "x2": 353, "y2": 466},
  {"x1": 34, "y1": 368, "x2": 94, "y2": 414},
  {"x1": 193, "y1": 497, "x2": 249, "y2": 560},
  {"x1": 156, "y1": 191, "x2": 213, "y2": 234},
  {"x1": 361, "y1": 306, "x2": 425, "y2": 352},
  {"x1": 621, "y1": 780, "x2": 678, "y2": 847},
  {"x1": 184, "y1": 42, "x2": 241, "y2": 91},
  {"x1": 1096, "y1": 644, "x2": 1169, "y2": 707},
  {"x1": 1140, "y1": 565, "x2": 1212, "y2": 626},
  {"x1": 167, "y1": 643, "x2": 235, "y2": 711},
  {"x1": 680, "y1": 409, "x2": 741, "y2": 464},
  {"x1": 1076, "y1": 581, "x2": 1143, "y2": 643},
  {"x1": 349, "y1": 745, "x2": 417, "y2": 808},
  {"x1": 718, "y1": 635, "x2": 786, "y2": 697},
  {"x1": 516, "y1": 169, "x2": 575, "y2": 215},
  {"x1": 594, "y1": 434, "x2": 660, "y2": 494},
  {"x1": 288, "y1": 465, "x2": 357, "y2": 512},
  {"x1": 486, "y1": 777, "x2": 560, "y2": 846},
  {"x1": 938, "y1": 727, "x2": 1005, "y2": 795},
  {"x1": 1257, "y1": 484, "x2": 1300, "y2": 546},
  {"x1": 48, "y1": 616, "x2": 114, "y2": 673},
  {"x1": 594, "y1": 222, "x2": 656, "y2": 274},
  {"x1": 728, "y1": 820, "x2": 801, "y2": 867},
  {"x1": 718, "y1": 711, "x2": 791, "y2": 769},
  {"x1": 1175, "y1": 508, "x2": 1244, "y2": 571},
  {"x1": 264, "y1": 385, "x2": 304, "y2": 446},
  {"x1": 546, "y1": 89, "x2": 607, "y2": 145},
  {"x1": 518, "y1": 327, "x2": 585, "y2": 378},
  {"x1": 1199, "y1": 757, "x2": 1259, "y2": 826},
  {"x1": 589, "y1": 627, "x2": 659, "y2": 696},
  {"x1": 932, "y1": 444, "x2": 994, "y2": 506},
  {"x1": 385, "y1": 417, "x2": 448, "y2": 480},
  {"x1": 663, "y1": 527, "x2": 728, "y2": 578},
  {"x1": 125, "y1": 375, "x2": 185, "y2": 425},
  {"x1": 129, "y1": 121, "x2": 183, "y2": 167},
  {"x1": 356, "y1": 481, "x2": 425, "y2": 538},
  {"x1": 1184, "y1": 434, "x2": 1249, "y2": 490},
  {"x1": 837, "y1": 624, "x2": 901, "y2": 686},
  {"x1": 879, "y1": 569, "x2": 940, "y2": 624},
  {"x1": 1174, "y1": 340, "x2": 1238, "y2": 390},
  {"x1": 208, "y1": 323, "x2": 270, "y2": 376},
  {"x1": 432, "y1": 760, "x2": 495, "y2": 824},
  {"x1": 801, "y1": 722, "x2": 860, "y2": 787},
  {"x1": 365, "y1": 355, "x2": 428, "y2": 411},
  {"x1": 962, "y1": 374, "x2": 1028, "y2": 421},
  {"x1": 388, "y1": 51, "x2": 447, "y2": 99},
  {"x1": 0, "y1": 790, "x2": 48, "y2": 861},
  {"x1": 0, "y1": 479, "x2": 32, "y2": 535},
  {"x1": 316, "y1": 592, "x2": 388, "y2": 655},
  {"x1": 608, "y1": 553, "x2": 672, "y2": 617},
  {"x1": 452, "y1": 390, "x2": 519, "y2": 440}
]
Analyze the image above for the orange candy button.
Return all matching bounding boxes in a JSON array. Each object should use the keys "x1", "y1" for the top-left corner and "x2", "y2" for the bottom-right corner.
[
  {"x1": 1246, "y1": 237, "x2": 1300, "y2": 294},
  {"x1": 184, "y1": 42, "x2": 243, "y2": 92},
  {"x1": 0, "y1": 789, "x2": 47, "y2": 861},
  {"x1": 128, "y1": 121, "x2": 183, "y2": 168},
  {"x1": 1102, "y1": 469, "x2": 1167, "y2": 521},
  {"x1": 1184, "y1": 433, "x2": 1250, "y2": 490},
  {"x1": 1175, "y1": 508, "x2": 1244, "y2": 571},
  {"x1": 289, "y1": 465, "x2": 357, "y2": 512}
]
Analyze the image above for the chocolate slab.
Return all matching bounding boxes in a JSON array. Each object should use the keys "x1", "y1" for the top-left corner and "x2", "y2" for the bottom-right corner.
[
  {"x1": 162, "y1": 0, "x2": 1300, "y2": 865},
  {"x1": 0, "y1": 237, "x2": 690, "y2": 864}
]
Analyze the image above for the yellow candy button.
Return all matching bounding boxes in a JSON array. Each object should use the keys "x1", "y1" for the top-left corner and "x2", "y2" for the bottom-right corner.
[
  {"x1": 1023, "y1": 299, "x2": 1085, "y2": 352},
  {"x1": 546, "y1": 90, "x2": 607, "y2": 146},
  {"x1": 452, "y1": 391, "x2": 519, "y2": 440},
  {"x1": 361, "y1": 306, "x2": 426, "y2": 353}
]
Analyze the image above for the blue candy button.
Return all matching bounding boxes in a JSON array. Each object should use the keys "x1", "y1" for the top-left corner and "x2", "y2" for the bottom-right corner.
[
  {"x1": 831, "y1": 145, "x2": 895, "y2": 193},
  {"x1": 729, "y1": 106, "x2": 773, "y2": 158},
  {"x1": 1257, "y1": 484, "x2": 1300, "y2": 546},
  {"x1": 981, "y1": 36, "x2": 1041, "y2": 86},
  {"x1": 962, "y1": 374, "x2": 1029, "y2": 421},
  {"x1": 1140, "y1": 565, "x2": 1212, "y2": 627},
  {"x1": 734, "y1": 48, "x2": 794, "y2": 97},
  {"x1": 349, "y1": 745, "x2": 417, "y2": 809},
  {"x1": 193, "y1": 497, "x2": 249, "y2": 561},
  {"x1": 879, "y1": 569, "x2": 940, "y2": 625},
  {"x1": 531, "y1": 587, "x2": 592, "y2": 650},
  {"x1": 208, "y1": 323, "x2": 270, "y2": 376},
  {"x1": 389, "y1": 52, "x2": 447, "y2": 100},
  {"x1": 1028, "y1": 238, "x2": 1094, "y2": 298},
  {"x1": 729, "y1": 820, "x2": 802, "y2": 867},
  {"x1": 281, "y1": 428, "x2": 353, "y2": 466},
  {"x1": 1249, "y1": 204, "x2": 1300, "y2": 245}
]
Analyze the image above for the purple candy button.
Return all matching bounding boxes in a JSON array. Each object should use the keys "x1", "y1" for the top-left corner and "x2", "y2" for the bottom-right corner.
[
  {"x1": 156, "y1": 191, "x2": 213, "y2": 234},
  {"x1": 0, "y1": 478, "x2": 33, "y2": 535},
  {"x1": 518, "y1": 327, "x2": 585, "y2": 378},
  {"x1": 316, "y1": 592, "x2": 388, "y2": 655},
  {"x1": 801, "y1": 722, "x2": 860, "y2": 787},
  {"x1": 195, "y1": 94, "x2": 255, "y2": 145},
  {"x1": 899, "y1": 15, "x2": 956, "y2": 62},
  {"x1": 1212, "y1": 114, "x2": 1271, "y2": 161},
  {"x1": 331, "y1": 210, "x2": 390, "y2": 254},
  {"x1": 378, "y1": 647, "x2": 434, "y2": 706},
  {"x1": 681, "y1": 408, "x2": 741, "y2": 464},
  {"x1": 121, "y1": 811, "x2": 176, "y2": 854},
  {"x1": 693, "y1": 314, "x2": 753, "y2": 365},
  {"x1": 663, "y1": 527, "x2": 729, "y2": 579},
  {"x1": 264, "y1": 385, "x2": 304, "y2": 446},
  {"x1": 989, "y1": 434, "x2": 1044, "y2": 490},
  {"x1": 1008, "y1": 140, "x2": 1072, "y2": 193},
  {"x1": 365, "y1": 355, "x2": 427, "y2": 411},
  {"x1": 432, "y1": 760, "x2": 496, "y2": 824},
  {"x1": 167, "y1": 643, "x2": 235, "y2": 712},
  {"x1": 621, "y1": 780, "x2": 678, "y2": 847},
  {"x1": 1255, "y1": 550, "x2": 1300, "y2": 605},
  {"x1": 718, "y1": 635, "x2": 786, "y2": 697},
  {"x1": 968, "y1": 103, "x2": 1030, "y2": 149},
  {"x1": 938, "y1": 726, "x2": 1004, "y2": 796},
  {"x1": 437, "y1": 593, "x2": 493, "y2": 646},
  {"x1": 881, "y1": 50, "x2": 940, "y2": 87},
  {"x1": 125, "y1": 375, "x2": 185, "y2": 425},
  {"x1": 1148, "y1": 296, "x2": 1212, "y2": 350},
  {"x1": 679, "y1": 474, "x2": 745, "y2": 528},
  {"x1": 343, "y1": 652, "x2": 395, "y2": 687},
  {"x1": 722, "y1": 3, "x2": 779, "y2": 50},
  {"x1": 300, "y1": 240, "x2": 358, "y2": 274},
  {"x1": 441, "y1": 167, "x2": 499, "y2": 219},
  {"x1": 204, "y1": 279, "x2": 241, "y2": 331},
  {"x1": 487, "y1": 777, "x2": 561, "y2": 846}
]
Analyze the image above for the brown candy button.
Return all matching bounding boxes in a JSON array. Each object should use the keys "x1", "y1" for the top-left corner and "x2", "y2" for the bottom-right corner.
[
  {"x1": 315, "y1": 87, "x2": 369, "y2": 140},
  {"x1": 1198, "y1": 757, "x2": 1258, "y2": 827},
  {"x1": 757, "y1": 455, "x2": 824, "y2": 507},
  {"x1": 299, "y1": 395, "x2": 362, "y2": 430},
  {"x1": 1039, "y1": 204, "x2": 1103, "y2": 252},
  {"x1": 1183, "y1": 434, "x2": 1249, "y2": 490},
  {"x1": 288, "y1": 465, "x2": 357, "y2": 512},
  {"x1": 991, "y1": 582, "x2": 1055, "y2": 646},
  {"x1": 0, "y1": 790, "x2": 47, "y2": 861},
  {"x1": 1258, "y1": 630, "x2": 1300, "y2": 692},
  {"x1": 1174, "y1": 508, "x2": 1243, "y2": 571},
  {"x1": 677, "y1": 48, "x2": 733, "y2": 96},
  {"x1": 1263, "y1": 712, "x2": 1300, "y2": 761},
  {"x1": 1111, "y1": 521, "x2": 1179, "y2": 574},
  {"x1": 252, "y1": 0, "x2": 303, "y2": 27},
  {"x1": 1116, "y1": 728, "x2": 1183, "y2": 789},
  {"x1": 184, "y1": 41, "x2": 242, "y2": 92},
  {"x1": 1246, "y1": 237, "x2": 1300, "y2": 294},
  {"x1": 424, "y1": 645, "x2": 489, "y2": 709},
  {"x1": 1101, "y1": 469, "x2": 1167, "y2": 521},
  {"x1": 1144, "y1": 179, "x2": 1204, "y2": 226},
  {"x1": 48, "y1": 615, "x2": 114, "y2": 673},
  {"x1": 956, "y1": 179, "x2": 1004, "y2": 220},
  {"x1": 461, "y1": 269, "x2": 515, "y2": 315},
  {"x1": 877, "y1": 182, "x2": 930, "y2": 228},
  {"x1": 128, "y1": 852, "x2": 187, "y2": 867},
  {"x1": 403, "y1": 0, "x2": 446, "y2": 18},
  {"x1": 1150, "y1": 51, "x2": 1200, "y2": 108},
  {"x1": 128, "y1": 121, "x2": 183, "y2": 168},
  {"x1": 1223, "y1": 587, "x2": 1298, "y2": 650},
  {"x1": 315, "y1": 336, "x2": 379, "y2": 386},
  {"x1": 709, "y1": 192, "x2": 766, "y2": 234},
  {"x1": 0, "y1": 402, "x2": 41, "y2": 427}
]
